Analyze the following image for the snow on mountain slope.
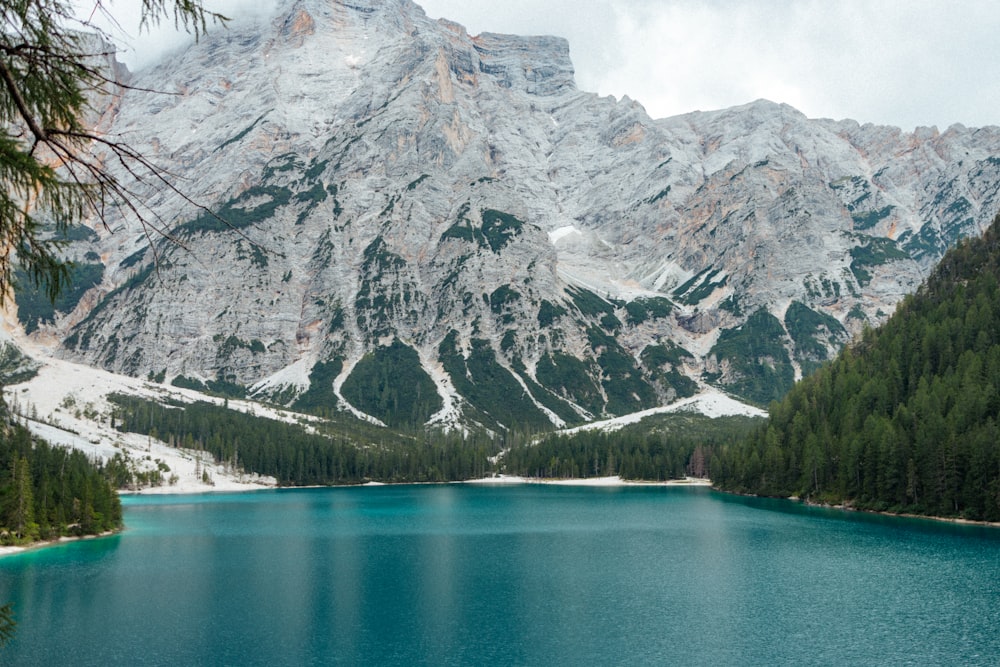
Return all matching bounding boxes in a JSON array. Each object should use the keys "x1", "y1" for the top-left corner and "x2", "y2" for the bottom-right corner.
[{"x1": 8, "y1": 0, "x2": 1000, "y2": 431}]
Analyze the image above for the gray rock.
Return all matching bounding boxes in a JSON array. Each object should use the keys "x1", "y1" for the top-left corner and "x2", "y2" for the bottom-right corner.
[{"x1": 31, "y1": 0, "x2": 1000, "y2": 426}]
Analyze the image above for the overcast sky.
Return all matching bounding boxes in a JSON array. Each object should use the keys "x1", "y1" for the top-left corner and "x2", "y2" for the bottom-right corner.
[{"x1": 88, "y1": 0, "x2": 1000, "y2": 131}]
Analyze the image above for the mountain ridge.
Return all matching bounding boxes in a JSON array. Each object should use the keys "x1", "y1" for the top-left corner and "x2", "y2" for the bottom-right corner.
[{"x1": 11, "y1": 0, "x2": 1000, "y2": 431}]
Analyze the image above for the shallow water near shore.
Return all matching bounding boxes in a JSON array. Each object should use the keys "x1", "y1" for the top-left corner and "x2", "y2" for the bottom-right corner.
[{"x1": 1, "y1": 484, "x2": 999, "y2": 665}]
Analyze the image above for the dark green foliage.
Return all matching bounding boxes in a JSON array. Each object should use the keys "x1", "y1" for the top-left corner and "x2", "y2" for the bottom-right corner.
[
  {"x1": 109, "y1": 394, "x2": 499, "y2": 485},
  {"x1": 900, "y1": 224, "x2": 945, "y2": 260},
  {"x1": 215, "y1": 113, "x2": 267, "y2": 152},
  {"x1": 847, "y1": 304, "x2": 867, "y2": 321},
  {"x1": 292, "y1": 358, "x2": 344, "y2": 415},
  {"x1": 355, "y1": 236, "x2": 411, "y2": 339},
  {"x1": 535, "y1": 352, "x2": 604, "y2": 416},
  {"x1": 361, "y1": 235, "x2": 405, "y2": 272},
  {"x1": 641, "y1": 342, "x2": 698, "y2": 399},
  {"x1": 674, "y1": 267, "x2": 729, "y2": 305},
  {"x1": 784, "y1": 301, "x2": 847, "y2": 376},
  {"x1": 440, "y1": 207, "x2": 526, "y2": 253},
  {"x1": 171, "y1": 375, "x2": 247, "y2": 399},
  {"x1": 262, "y1": 153, "x2": 303, "y2": 177},
  {"x1": 503, "y1": 413, "x2": 761, "y2": 480},
  {"x1": 341, "y1": 341, "x2": 442, "y2": 428},
  {"x1": 673, "y1": 267, "x2": 713, "y2": 298},
  {"x1": 850, "y1": 236, "x2": 908, "y2": 286},
  {"x1": 58, "y1": 224, "x2": 99, "y2": 243},
  {"x1": 0, "y1": 344, "x2": 39, "y2": 385},
  {"x1": 118, "y1": 248, "x2": 147, "y2": 270},
  {"x1": 439, "y1": 202, "x2": 481, "y2": 244},
  {"x1": 719, "y1": 294, "x2": 744, "y2": 316},
  {"x1": 171, "y1": 375, "x2": 201, "y2": 392},
  {"x1": 480, "y1": 209, "x2": 524, "y2": 253},
  {"x1": 0, "y1": 0, "x2": 224, "y2": 306},
  {"x1": 439, "y1": 331, "x2": 550, "y2": 431},
  {"x1": 586, "y1": 327, "x2": 658, "y2": 414},
  {"x1": 644, "y1": 185, "x2": 671, "y2": 205},
  {"x1": 683, "y1": 273, "x2": 727, "y2": 305},
  {"x1": 624, "y1": 296, "x2": 673, "y2": 325},
  {"x1": 440, "y1": 221, "x2": 480, "y2": 244},
  {"x1": 536, "y1": 300, "x2": 567, "y2": 327},
  {"x1": 599, "y1": 312, "x2": 621, "y2": 332},
  {"x1": 641, "y1": 340, "x2": 693, "y2": 368},
  {"x1": 707, "y1": 308, "x2": 795, "y2": 405},
  {"x1": 489, "y1": 285, "x2": 521, "y2": 322},
  {"x1": 500, "y1": 330, "x2": 517, "y2": 354},
  {"x1": 851, "y1": 206, "x2": 894, "y2": 231},
  {"x1": 567, "y1": 285, "x2": 616, "y2": 319},
  {"x1": 294, "y1": 182, "x2": 328, "y2": 206},
  {"x1": 714, "y1": 213, "x2": 1000, "y2": 521},
  {"x1": 303, "y1": 159, "x2": 329, "y2": 181},
  {"x1": 65, "y1": 262, "x2": 156, "y2": 352},
  {"x1": 174, "y1": 184, "x2": 292, "y2": 235},
  {"x1": 406, "y1": 174, "x2": 430, "y2": 190},
  {"x1": 380, "y1": 195, "x2": 398, "y2": 217},
  {"x1": 507, "y1": 357, "x2": 584, "y2": 426},
  {"x1": 0, "y1": 413, "x2": 121, "y2": 544},
  {"x1": 215, "y1": 334, "x2": 266, "y2": 357},
  {"x1": 15, "y1": 262, "x2": 104, "y2": 333}
]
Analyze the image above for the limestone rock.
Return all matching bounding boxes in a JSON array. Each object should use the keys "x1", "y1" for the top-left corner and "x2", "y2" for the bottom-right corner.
[{"x1": 21, "y1": 0, "x2": 1000, "y2": 426}]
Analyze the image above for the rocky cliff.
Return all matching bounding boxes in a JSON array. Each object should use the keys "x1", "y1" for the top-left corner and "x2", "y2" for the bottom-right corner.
[{"x1": 16, "y1": 0, "x2": 1000, "y2": 430}]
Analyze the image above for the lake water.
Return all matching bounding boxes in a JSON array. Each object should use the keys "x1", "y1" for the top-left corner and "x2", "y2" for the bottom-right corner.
[{"x1": 1, "y1": 484, "x2": 999, "y2": 665}]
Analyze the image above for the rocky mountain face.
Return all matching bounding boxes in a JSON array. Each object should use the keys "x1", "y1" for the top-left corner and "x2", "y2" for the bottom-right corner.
[{"x1": 17, "y1": 0, "x2": 1000, "y2": 431}]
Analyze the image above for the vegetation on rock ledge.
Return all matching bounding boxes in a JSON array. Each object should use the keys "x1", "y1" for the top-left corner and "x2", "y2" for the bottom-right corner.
[{"x1": 714, "y1": 213, "x2": 1000, "y2": 521}]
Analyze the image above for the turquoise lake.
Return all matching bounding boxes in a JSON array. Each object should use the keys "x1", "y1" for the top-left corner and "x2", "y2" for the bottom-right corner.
[{"x1": 1, "y1": 484, "x2": 999, "y2": 665}]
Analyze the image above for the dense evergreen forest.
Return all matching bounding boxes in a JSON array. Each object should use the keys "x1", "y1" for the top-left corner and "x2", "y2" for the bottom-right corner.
[
  {"x1": 0, "y1": 407, "x2": 122, "y2": 545},
  {"x1": 503, "y1": 414, "x2": 761, "y2": 480},
  {"x1": 110, "y1": 395, "x2": 501, "y2": 485},
  {"x1": 714, "y1": 213, "x2": 1000, "y2": 521},
  {"x1": 109, "y1": 394, "x2": 760, "y2": 486}
]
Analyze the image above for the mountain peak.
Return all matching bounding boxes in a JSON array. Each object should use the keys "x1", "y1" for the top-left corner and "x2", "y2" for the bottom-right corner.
[
  {"x1": 472, "y1": 32, "x2": 575, "y2": 96},
  {"x1": 24, "y1": 0, "x2": 1000, "y2": 431}
]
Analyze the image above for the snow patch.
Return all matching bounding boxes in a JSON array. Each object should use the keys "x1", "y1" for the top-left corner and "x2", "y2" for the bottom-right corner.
[
  {"x1": 250, "y1": 357, "x2": 313, "y2": 395},
  {"x1": 548, "y1": 225, "x2": 582, "y2": 244},
  {"x1": 556, "y1": 389, "x2": 766, "y2": 437},
  {"x1": 332, "y1": 352, "x2": 387, "y2": 427},
  {"x1": 2, "y1": 346, "x2": 291, "y2": 494},
  {"x1": 422, "y1": 349, "x2": 464, "y2": 429}
]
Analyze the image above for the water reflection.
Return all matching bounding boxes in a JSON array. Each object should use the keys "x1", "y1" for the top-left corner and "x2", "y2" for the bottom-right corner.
[{"x1": 0, "y1": 485, "x2": 997, "y2": 666}]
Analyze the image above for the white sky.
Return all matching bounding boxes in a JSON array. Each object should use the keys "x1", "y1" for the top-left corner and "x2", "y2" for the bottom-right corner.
[{"x1": 82, "y1": 0, "x2": 1000, "y2": 131}]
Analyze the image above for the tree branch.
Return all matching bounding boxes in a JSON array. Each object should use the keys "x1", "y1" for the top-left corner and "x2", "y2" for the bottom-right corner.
[{"x1": 0, "y1": 55, "x2": 47, "y2": 143}]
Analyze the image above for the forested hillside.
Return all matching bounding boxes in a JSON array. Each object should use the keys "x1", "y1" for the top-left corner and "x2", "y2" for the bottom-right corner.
[
  {"x1": 0, "y1": 408, "x2": 122, "y2": 545},
  {"x1": 503, "y1": 413, "x2": 761, "y2": 481},
  {"x1": 109, "y1": 395, "x2": 499, "y2": 485},
  {"x1": 714, "y1": 213, "x2": 1000, "y2": 521}
]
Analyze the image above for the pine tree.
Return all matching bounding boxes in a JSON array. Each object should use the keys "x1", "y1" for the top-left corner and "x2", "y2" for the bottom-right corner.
[
  {"x1": 0, "y1": 0, "x2": 225, "y2": 301},
  {"x1": 10, "y1": 456, "x2": 36, "y2": 542}
]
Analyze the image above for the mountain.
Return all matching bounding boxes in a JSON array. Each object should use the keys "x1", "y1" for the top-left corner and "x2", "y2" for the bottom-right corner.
[
  {"x1": 12, "y1": 0, "x2": 1000, "y2": 432},
  {"x1": 714, "y1": 212, "x2": 1000, "y2": 521}
]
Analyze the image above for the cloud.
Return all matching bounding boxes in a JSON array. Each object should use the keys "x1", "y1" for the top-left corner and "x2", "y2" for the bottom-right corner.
[
  {"x1": 78, "y1": 0, "x2": 1000, "y2": 130},
  {"x1": 420, "y1": 0, "x2": 1000, "y2": 130},
  {"x1": 74, "y1": 0, "x2": 281, "y2": 70}
]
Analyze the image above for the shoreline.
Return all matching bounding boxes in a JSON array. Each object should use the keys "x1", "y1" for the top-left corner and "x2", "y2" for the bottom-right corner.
[
  {"x1": 721, "y1": 487, "x2": 1000, "y2": 529},
  {"x1": 0, "y1": 530, "x2": 120, "y2": 559},
  {"x1": 7, "y1": 480, "x2": 996, "y2": 559},
  {"x1": 118, "y1": 474, "x2": 713, "y2": 496},
  {"x1": 462, "y1": 474, "x2": 712, "y2": 487},
  {"x1": 804, "y1": 499, "x2": 1000, "y2": 529}
]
